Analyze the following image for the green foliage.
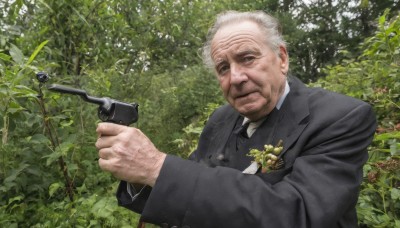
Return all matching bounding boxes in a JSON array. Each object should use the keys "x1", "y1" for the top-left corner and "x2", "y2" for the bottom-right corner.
[
  {"x1": 313, "y1": 9, "x2": 400, "y2": 127},
  {"x1": 173, "y1": 102, "x2": 223, "y2": 157},
  {"x1": 1, "y1": 0, "x2": 399, "y2": 227},
  {"x1": 311, "y1": 10, "x2": 400, "y2": 227},
  {"x1": 1, "y1": 1, "x2": 226, "y2": 226},
  {"x1": 139, "y1": 66, "x2": 224, "y2": 154}
]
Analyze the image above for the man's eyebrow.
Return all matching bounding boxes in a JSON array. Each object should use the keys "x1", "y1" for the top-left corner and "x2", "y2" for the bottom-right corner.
[
  {"x1": 236, "y1": 48, "x2": 261, "y2": 56},
  {"x1": 214, "y1": 58, "x2": 226, "y2": 66},
  {"x1": 212, "y1": 48, "x2": 261, "y2": 65}
]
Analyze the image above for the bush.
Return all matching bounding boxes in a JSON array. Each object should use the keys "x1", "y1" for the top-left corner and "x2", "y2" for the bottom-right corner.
[{"x1": 312, "y1": 10, "x2": 400, "y2": 227}]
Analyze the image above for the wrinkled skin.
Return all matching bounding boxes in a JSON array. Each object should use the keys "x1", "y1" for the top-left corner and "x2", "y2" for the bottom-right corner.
[
  {"x1": 211, "y1": 20, "x2": 288, "y2": 121},
  {"x1": 96, "y1": 123, "x2": 165, "y2": 187}
]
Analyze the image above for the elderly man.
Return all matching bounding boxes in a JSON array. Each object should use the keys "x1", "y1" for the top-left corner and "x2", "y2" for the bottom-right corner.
[{"x1": 96, "y1": 11, "x2": 376, "y2": 227}]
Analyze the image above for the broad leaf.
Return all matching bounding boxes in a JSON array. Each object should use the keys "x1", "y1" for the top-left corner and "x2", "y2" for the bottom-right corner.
[{"x1": 9, "y1": 43, "x2": 24, "y2": 65}]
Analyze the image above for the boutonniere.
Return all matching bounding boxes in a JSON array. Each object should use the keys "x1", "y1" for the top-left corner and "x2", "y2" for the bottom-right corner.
[{"x1": 247, "y1": 140, "x2": 284, "y2": 173}]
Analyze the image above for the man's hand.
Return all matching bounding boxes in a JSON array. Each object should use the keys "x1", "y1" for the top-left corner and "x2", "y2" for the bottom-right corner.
[{"x1": 95, "y1": 122, "x2": 166, "y2": 187}]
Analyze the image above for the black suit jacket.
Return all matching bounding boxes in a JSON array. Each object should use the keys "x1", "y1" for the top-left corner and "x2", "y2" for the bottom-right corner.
[{"x1": 117, "y1": 76, "x2": 376, "y2": 228}]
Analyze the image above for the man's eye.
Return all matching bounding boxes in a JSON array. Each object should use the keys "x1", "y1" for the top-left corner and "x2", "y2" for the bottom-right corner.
[
  {"x1": 242, "y1": 56, "x2": 255, "y2": 63},
  {"x1": 217, "y1": 65, "x2": 229, "y2": 75}
]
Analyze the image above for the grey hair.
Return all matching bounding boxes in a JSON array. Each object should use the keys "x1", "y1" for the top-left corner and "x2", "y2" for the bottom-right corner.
[{"x1": 202, "y1": 10, "x2": 287, "y2": 69}]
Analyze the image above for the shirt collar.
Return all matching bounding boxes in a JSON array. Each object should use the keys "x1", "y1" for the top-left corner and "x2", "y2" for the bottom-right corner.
[{"x1": 276, "y1": 80, "x2": 290, "y2": 110}]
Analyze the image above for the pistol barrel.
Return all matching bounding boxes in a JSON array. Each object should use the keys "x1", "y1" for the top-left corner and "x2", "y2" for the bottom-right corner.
[{"x1": 47, "y1": 84, "x2": 105, "y2": 105}]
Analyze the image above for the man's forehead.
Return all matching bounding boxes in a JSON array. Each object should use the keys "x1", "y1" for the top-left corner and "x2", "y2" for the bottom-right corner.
[
  {"x1": 211, "y1": 21, "x2": 264, "y2": 49},
  {"x1": 211, "y1": 36, "x2": 265, "y2": 64},
  {"x1": 213, "y1": 44, "x2": 260, "y2": 57}
]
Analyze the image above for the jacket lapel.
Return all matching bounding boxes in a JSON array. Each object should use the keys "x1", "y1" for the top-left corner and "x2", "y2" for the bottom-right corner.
[
  {"x1": 208, "y1": 107, "x2": 241, "y2": 165},
  {"x1": 276, "y1": 77, "x2": 310, "y2": 160}
]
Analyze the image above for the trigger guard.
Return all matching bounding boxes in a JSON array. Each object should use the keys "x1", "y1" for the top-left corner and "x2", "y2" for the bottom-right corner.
[{"x1": 98, "y1": 109, "x2": 109, "y2": 122}]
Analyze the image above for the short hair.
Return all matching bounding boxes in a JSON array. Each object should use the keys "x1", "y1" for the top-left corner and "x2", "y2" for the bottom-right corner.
[{"x1": 202, "y1": 10, "x2": 287, "y2": 69}]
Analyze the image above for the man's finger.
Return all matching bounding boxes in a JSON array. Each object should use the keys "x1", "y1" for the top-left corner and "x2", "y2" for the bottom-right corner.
[
  {"x1": 96, "y1": 122, "x2": 126, "y2": 136},
  {"x1": 98, "y1": 148, "x2": 113, "y2": 160},
  {"x1": 95, "y1": 135, "x2": 116, "y2": 149},
  {"x1": 98, "y1": 157, "x2": 112, "y2": 172}
]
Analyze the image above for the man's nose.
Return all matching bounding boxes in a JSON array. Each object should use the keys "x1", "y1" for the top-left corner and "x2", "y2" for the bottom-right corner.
[{"x1": 230, "y1": 64, "x2": 247, "y2": 85}]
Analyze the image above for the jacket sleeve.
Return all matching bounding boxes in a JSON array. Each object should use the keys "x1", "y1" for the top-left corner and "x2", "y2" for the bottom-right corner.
[
  {"x1": 138, "y1": 103, "x2": 376, "y2": 228},
  {"x1": 115, "y1": 106, "x2": 230, "y2": 214}
]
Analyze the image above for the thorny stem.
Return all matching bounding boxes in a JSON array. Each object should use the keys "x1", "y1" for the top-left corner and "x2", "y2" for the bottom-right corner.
[{"x1": 37, "y1": 83, "x2": 74, "y2": 202}]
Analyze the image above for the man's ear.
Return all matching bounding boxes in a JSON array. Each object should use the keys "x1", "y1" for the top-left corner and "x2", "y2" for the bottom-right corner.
[{"x1": 278, "y1": 45, "x2": 289, "y2": 75}]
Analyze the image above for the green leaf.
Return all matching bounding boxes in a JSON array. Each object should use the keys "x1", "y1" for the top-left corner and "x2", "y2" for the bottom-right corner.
[
  {"x1": 13, "y1": 85, "x2": 38, "y2": 98},
  {"x1": 89, "y1": 220, "x2": 99, "y2": 226},
  {"x1": 27, "y1": 134, "x2": 50, "y2": 144},
  {"x1": 4, "y1": 164, "x2": 30, "y2": 184},
  {"x1": 36, "y1": 0, "x2": 54, "y2": 13},
  {"x1": 60, "y1": 118, "x2": 74, "y2": 127},
  {"x1": 43, "y1": 141, "x2": 74, "y2": 166},
  {"x1": 391, "y1": 188, "x2": 400, "y2": 200},
  {"x1": 9, "y1": 43, "x2": 24, "y2": 65},
  {"x1": 91, "y1": 197, "x2": 114, "y2": 218},
  {"x1": 71, "y1": 6, "x2": 90, "y2": 26},
  {"x1": 8, "y1": 195, "x2": 24, "y2": 205},
  {"x1": 0, "y1": 84, "x2": 10, "y2": 96},
  {"x1": 390, "y1": 140, "x2": 399, "y2": 156},
  {"x1": 0, "y1": 53, "x2": 12, "y2": 62},
  {"x1": 374, "y1": 131, "x2": 400, "y2": 141},
  {"x1": 44, "y1": 151, "x2": 61, "y2": 166},
  {"x1": 6, "y1": 101, "x2": 24, "y2": 114},
  {"x1": 27, "y1": 40, "x2": 49, "y2": 65},
  {"x1": 67, "y1": 163, "x2": 79, "y2": 172},
  {"x1": 49, "y1": 182, "x2": 62, "y2": 197}
]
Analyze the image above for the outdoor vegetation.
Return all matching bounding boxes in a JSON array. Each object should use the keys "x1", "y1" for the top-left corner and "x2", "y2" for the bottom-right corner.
[{"x1": 0, "y1": 0, "x2": 399, "y2": 227}]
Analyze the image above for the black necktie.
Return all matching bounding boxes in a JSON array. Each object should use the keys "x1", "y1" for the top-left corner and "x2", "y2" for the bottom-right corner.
[{"x1": 235, "y1": 121, "x2": 250, "y2": 150}]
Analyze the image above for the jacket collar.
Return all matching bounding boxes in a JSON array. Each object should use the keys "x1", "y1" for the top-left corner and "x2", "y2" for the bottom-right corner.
[{"x1": 274, "y1": 76, "x2": 310, "y2": 159}]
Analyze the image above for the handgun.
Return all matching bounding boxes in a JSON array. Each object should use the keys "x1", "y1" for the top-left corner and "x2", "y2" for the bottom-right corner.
[{"x1": 47, "y1": 84, "x2": 138, "y2": 125}]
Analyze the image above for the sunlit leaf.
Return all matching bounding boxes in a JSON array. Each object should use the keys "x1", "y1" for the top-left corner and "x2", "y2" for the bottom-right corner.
[
  {"x1": 0, "y1": 53, "x2": 12, "y2": 62},
  {"x1": 27, "y1": 40, "x2": 49, "y2": 65},
  {"x1": 49, "y1": 182, "x2": 62, "y2": 197},
  {"x1": 391, "y1": 188, "x2": 400, "y2": 200},
  {"x1": 9, "y1": 43, "x2": 24, "y2": 65}
]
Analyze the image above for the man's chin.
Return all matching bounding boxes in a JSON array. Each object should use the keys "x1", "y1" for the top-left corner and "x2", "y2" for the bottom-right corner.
[
  {"x1": 237, "y1": 107, "x2": 261, "y2": 119},
  {"x1": 234, "y1": 104, "x2": 270, "y2": 121}
]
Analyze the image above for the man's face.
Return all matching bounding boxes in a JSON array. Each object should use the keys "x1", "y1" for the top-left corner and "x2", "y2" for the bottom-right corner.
[{"x1": 211, "y1": 21, "x2": 288, "y2": 121}]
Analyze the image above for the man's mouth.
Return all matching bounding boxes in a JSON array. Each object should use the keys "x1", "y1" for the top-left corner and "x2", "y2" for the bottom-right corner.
[{"x1": 235, "y1": 91, "x2": 253, "y2": 99}]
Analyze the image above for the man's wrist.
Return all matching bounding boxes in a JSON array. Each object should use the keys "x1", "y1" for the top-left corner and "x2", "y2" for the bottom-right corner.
[{"x1": 146, "y1": 152, "x2": 167, "y2": 187}]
